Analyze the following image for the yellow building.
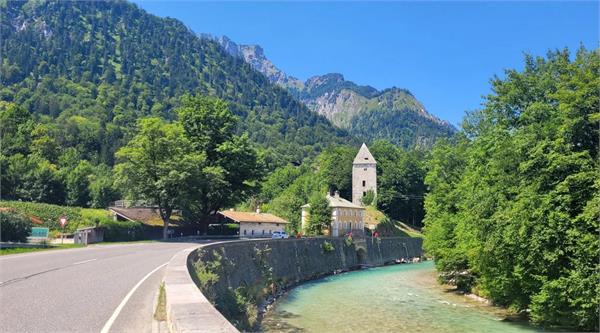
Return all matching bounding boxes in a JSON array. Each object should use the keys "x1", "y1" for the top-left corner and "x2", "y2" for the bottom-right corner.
[{"x1": 301, "y1": 191, "x2": 366, "y2": 237}]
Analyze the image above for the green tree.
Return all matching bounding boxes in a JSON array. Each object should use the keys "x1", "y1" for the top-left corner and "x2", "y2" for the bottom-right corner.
[
  {"x1": 361, "y1": 190, "x2": 375, "y2": 206},
  {"x1": 315, "y1": 145, "x2": 357, "y2": 199},
  {"x1": 423, "y1": 48, "x2": 599, "y2": 330},
  {"x1": 115, "y1": 117, "x2": 201, "y2": 239},
  {"x1": 175, "y1": 96, "x2": 262, "y2": 219},
  {"x1": 370, "y1": 140, "x2": 428, "y2": 227},
  {"x1": 306, "y1": 194, "x2": 332, "y2": 236},
  {"x1": 88, "y1": 164, "x2": 120, "y2": 208},
  {"x1": 65, "y1": 160, "x2": 93, "y2": 207}
]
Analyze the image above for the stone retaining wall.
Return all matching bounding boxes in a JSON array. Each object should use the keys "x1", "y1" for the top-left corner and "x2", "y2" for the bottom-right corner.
[{"x1": 187, "y1": 237, "x2": 422, "y2": 330}]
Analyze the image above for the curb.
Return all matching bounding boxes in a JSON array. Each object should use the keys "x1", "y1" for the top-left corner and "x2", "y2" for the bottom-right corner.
[{"x1": 164, "y1": 245, "x2": 239, "y2": 333}]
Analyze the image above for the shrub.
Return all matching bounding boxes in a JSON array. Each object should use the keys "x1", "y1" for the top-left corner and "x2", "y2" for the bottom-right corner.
[
  {"x1": 101, "y1": 219, "x2": 144, "y2": 241},
  {"x1": 207, "y1": 223, "x2": 239, "y2": 235},
  {"x1": 0, "y1": 200, "x2": 112, "y2": 232},
  {"x1": 218, "y1": 286, "x2": 258, "y2": 331},
  {"x1": 322, "y1": 240, "x2": 335, "y2": 253},
  {"x1": 345, "y1": 234, "x2": 354, "y2": 247},
  {"x1": 361, "y1": 190, "x2": 376, "y2": 206},
  {"x1": 0, "y1": 211, "x2": 32, "y2": 242}
]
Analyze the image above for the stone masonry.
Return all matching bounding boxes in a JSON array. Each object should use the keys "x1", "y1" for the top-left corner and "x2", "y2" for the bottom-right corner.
[{"x1": 352, "y1": 143, "x2": 377, "y2": 205}]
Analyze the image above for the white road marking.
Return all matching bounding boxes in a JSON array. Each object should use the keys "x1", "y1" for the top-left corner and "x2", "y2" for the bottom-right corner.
[
  {"x1": 100, "y1": 262, "x2": 168, "y2": 333},
  {"x1": 72, "y1": 259, "x2": 97, "y2": 265}
]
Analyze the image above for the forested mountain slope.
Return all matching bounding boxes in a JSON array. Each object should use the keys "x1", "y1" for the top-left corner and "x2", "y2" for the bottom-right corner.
[{"x1": 0, "y1": 0, "x2": 353, "y2": 166}]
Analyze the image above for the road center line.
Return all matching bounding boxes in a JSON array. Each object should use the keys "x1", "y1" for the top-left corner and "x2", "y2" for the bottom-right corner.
[
  {"x1": 72, "y1": 259, "x2": 97, "y2": 265},
  {"x1": 100, "y1": 262, "x2": 168, "y2": 333}
]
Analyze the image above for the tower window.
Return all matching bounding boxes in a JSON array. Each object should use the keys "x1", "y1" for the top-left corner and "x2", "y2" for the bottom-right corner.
[{"x1": 362, "y1": 180, "x2": 366, "y2": 186}]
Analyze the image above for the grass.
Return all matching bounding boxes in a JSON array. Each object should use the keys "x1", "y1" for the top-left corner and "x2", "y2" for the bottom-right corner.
[
  {"x1": 0, "y1": 200, "x2": 113, "y2": 233},
  {"x1": 0, "y1": 244, "x2": 85, "y2": 256},
  {"x1": 365, "y1": 205, "x2": 423, "y2": 238},
  {"x1": 154, "y1": 282, "x2": 167, "y2": 321}
]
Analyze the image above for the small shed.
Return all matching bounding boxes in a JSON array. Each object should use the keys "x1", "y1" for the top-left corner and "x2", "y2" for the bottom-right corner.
[
  {"x1": 74, "y1": 227, "x2": 104, "y2": 245},
  {"x1": 218, "y1": 210, "x2": 289, "y2": 238}
]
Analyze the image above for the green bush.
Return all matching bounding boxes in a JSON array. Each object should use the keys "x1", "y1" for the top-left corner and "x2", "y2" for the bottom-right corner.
[
  {"x1": 207, "y1": 223, "x2": 239, "y2": 236},
  {"x1": 322, "y1": 240, "x2": 335, "y2": 253},
  {"x1": 0, "y1": 200, "x2": 112, "y2": 232},
  {"x1": 0, "y1": 212, "x2": 32, "y2": 242},
  {"x1": 218, "y1": 286, "x2": 258, "y2": 331},
  {"x1": 101, "y1": 219, "x2": 144, "y2": 242}
]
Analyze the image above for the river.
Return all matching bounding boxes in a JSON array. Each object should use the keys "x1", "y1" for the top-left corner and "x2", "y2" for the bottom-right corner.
[{"x1": 261, "y1": 261, "x2": 542, "y2": 333}]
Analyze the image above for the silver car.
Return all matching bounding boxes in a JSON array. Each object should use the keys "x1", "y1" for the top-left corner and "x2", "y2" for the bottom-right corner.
[{"x1": 272, "y1": 231, "x2": 289, "y2": 239}]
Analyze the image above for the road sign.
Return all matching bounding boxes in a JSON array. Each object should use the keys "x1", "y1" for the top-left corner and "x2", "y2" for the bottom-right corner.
[
  {"x1": 60, "y1": 216, "x2": 68, "y2": 228},
  {"x1": 30, "y1": 227, "x2": 49, "y2": 238}
]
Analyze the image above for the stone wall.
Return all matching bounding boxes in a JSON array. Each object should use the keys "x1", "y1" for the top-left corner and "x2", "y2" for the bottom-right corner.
[{"x1": 187, "y1": 237, "x2": 422, "y2": 330}]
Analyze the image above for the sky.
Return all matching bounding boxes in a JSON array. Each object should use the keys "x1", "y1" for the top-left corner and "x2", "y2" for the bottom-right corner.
[{"x1": 134, "y1": 1, "x2": 598, "y2": 126}]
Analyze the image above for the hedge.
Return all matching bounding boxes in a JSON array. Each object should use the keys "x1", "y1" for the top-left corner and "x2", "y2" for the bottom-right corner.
[
  {"x1": 0, "y1": 211, "x2": 32, "y2": 242},
  {"x1": 101, "y1": 219, "x2": 145, "y2": 242},
  {"x1": 0, "y1": 201, "x2": 112, "y2": 232}
]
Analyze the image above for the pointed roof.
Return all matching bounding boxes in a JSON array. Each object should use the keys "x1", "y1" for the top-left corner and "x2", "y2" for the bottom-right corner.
[{"x1": 353, "y1": 143, "x2": 377, "y2": 165}]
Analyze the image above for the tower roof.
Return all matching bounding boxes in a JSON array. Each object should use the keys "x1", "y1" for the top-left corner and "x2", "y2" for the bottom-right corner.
[{"x1": 353, "y1": 143, "x2": 377, "y2": 165}]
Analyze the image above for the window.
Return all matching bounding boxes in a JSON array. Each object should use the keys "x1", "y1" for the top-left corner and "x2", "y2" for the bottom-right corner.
[
  {"x1": 364, "y1": 157, "x2": 368, "y2": 160},
  {"x1": 251, "y1": 230, "x2": 254, "y2": 235},
  {"x1": 363, "y1": 191, "x2": 366, "y2": 196},
  {"x1": 364, "y1": 168, "x2": 367, "y2": 171},
  {"x1": 262, "y1": 230, "x2": 265, "y2": 235},
  {"x1": 362, "y1": 180, "x2": 366, "y2": 187},
  {"x1": 244, "y1": 230, "x2": 247, "y2": 235}
]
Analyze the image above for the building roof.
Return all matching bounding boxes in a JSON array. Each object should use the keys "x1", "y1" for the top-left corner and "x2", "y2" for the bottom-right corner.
[
  {"x1": 304, "y1": 193, "x2": 365, "y2": 210},
  {"x1": 218, "y1": 210, "x2": 289, "y2": 224},
  {"x1": 353, "y1": 143, "x2": 377, "y2": 165},
  {"x1": 326, "y1": 194, "x2": 365, "y2": 209},
  {"x1": 109, "y1": 207, "x2": 180, "y2": 226}
]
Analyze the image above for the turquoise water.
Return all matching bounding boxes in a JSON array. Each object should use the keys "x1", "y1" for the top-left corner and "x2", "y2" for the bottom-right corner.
[{"x1": 261, "y1": 261, "x2": 541, "y2": 333}]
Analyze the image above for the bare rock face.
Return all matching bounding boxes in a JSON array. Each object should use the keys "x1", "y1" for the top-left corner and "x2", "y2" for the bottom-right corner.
[{"x1": 208, "y1": 34, "x2": 455, "y2": 148}]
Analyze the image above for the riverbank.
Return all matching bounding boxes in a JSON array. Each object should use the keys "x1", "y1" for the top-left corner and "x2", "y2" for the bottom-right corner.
[
  {"x1": 187, "y1": 237, "x2": 423, "y2": 331},
  {"x1": 261, "y1": 261, "x2": 543, "y2": 333}
]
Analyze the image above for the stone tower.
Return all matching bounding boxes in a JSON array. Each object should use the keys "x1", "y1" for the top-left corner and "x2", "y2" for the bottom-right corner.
[{"x1": 352, "y1": 143, "x2": 377, "y2": 205}]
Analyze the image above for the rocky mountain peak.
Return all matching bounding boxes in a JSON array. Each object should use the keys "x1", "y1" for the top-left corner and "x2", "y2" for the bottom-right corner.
[{"x1": 210, "y1": 35, "x2": 455, "y2": 148}]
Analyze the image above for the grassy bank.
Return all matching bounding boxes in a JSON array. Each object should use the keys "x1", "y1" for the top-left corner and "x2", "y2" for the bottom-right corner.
[
  {"x1": 0, "y1": 200, "x2": 113, "y2": 233},
  {"x1": 0, "y1": 244, "x2": 85, "y2": 256},
  {"x1": 365, "y1": 206, "x2": 423, "y2": 238}
]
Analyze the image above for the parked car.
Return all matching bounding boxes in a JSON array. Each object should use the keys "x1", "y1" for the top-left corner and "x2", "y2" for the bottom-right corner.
[{"x1": 272, "y1": 231, "x2": 289, "y2": 239}]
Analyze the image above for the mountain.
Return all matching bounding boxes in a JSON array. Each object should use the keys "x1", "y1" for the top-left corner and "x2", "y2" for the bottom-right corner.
[
  {"x1": 209, "y1": 35, "x2": 456, "y2": 148},
  {"x1": 0, "y1": 0, "x2": 354, "y2": 167}
]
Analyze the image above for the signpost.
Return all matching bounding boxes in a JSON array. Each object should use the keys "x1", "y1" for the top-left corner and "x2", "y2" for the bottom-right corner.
[{"x1": 59, "y1": 216, "x2": 68, "y2": 244}]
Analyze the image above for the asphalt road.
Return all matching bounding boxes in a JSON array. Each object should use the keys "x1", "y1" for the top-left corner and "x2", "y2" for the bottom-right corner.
[{"x1": 0, "y1": 241, "x2": 212, "y2": 333}]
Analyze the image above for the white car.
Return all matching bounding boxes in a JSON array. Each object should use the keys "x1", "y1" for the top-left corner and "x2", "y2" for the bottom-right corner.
[{"x1": 272, "y1": 231, "x2": 289, "y2": 239}]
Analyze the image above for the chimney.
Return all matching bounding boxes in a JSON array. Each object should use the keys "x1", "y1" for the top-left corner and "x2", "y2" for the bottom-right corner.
[{"x1": 334, "y1": 190, "x2": 340, "y2": 198}]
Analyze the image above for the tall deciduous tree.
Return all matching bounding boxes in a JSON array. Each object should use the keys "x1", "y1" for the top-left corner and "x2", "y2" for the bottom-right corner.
[
  {"x1": 424, "y1": 48, "x2": 599, "y2": 330},
  {"x1": 316, "y1": 145, "x2": 357, "y2": 199},
  {"x1": 115, "y1": 117, "x2": 203, "y2": 239},
  {"x1": 306, "y1": 194, "x2": 332, "y2": 235},
  {"x1": 176, "y1": 96, "x2": 262, "y2": 219}
]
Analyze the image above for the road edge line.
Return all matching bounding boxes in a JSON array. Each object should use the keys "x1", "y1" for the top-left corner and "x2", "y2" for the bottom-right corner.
[{"x1": 100, "y1": 262, "x2": 168, "y2": 333}]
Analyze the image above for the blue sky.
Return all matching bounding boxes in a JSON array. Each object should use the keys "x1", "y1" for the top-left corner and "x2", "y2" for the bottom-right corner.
[{"x1": 134, "y1": 1, "x2": 598, "y2": 126}]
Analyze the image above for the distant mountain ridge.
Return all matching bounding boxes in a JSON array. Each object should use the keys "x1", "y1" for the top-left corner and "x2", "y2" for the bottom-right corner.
[{"x1": 205, "y1": 35, "x2": 455, "y2": 148}]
